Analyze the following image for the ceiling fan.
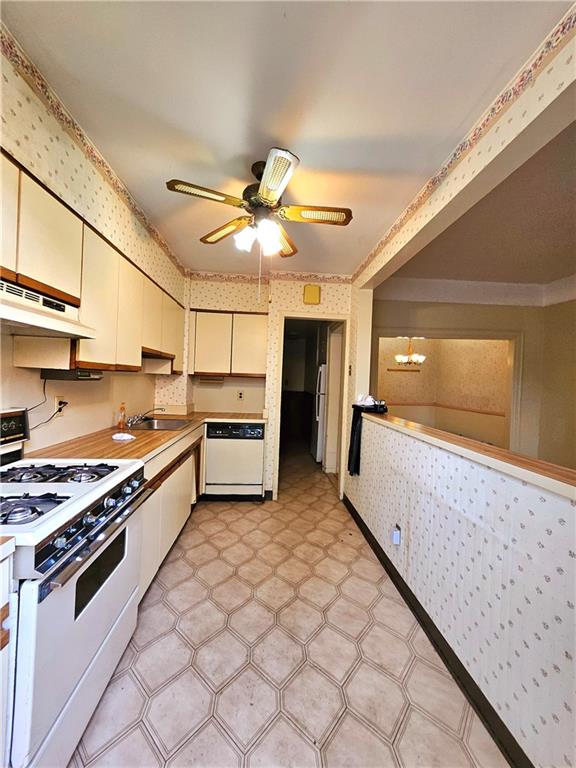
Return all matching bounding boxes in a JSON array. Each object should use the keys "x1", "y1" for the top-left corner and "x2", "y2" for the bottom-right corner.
[{"x1": 166, "y1": 148, "x2": 353, "y2": 258}]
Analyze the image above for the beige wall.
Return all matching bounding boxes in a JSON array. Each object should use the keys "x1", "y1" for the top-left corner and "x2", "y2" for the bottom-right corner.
[
  {"x1": 372, "y1": 299, "x2": 575, "y2": 467},
  {"x1": 1, "y1": 334, "x2": 156, "y2": 454}
]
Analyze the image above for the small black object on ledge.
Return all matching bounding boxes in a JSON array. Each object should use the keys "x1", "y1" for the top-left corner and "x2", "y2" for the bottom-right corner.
[{"x1": 347, "y1": 400, "x2": 387, "y2": 476}]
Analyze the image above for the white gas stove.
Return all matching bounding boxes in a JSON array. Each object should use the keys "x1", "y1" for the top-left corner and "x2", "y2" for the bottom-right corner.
[{"x1": 1, "y1": 457, "x2": 151, "y2": 768}]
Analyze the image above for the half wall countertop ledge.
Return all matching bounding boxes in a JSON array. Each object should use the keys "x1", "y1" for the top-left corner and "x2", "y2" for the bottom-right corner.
[{"x1": 364, "y1": 413, "x2": 576, "y2": 500}]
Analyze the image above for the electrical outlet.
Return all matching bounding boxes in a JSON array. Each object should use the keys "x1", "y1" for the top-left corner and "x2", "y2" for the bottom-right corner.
[
  {"x1": 54, "y1": 396, "x2": 65, "y2": 418},
  {"x1": 237, "y1": 390, "x2": 244, "y2": 401}
]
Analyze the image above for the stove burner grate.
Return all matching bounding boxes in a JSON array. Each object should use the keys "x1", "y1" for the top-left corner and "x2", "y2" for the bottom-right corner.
[
  {"x1": 0, "y1": 462, "x2": 119, "y2": 483},
  {"x1": 0, "y1": 493, "x2": 70, "y2": 525}
]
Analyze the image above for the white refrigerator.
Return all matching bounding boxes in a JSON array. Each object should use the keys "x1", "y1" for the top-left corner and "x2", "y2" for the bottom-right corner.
[{"x1": 311, "y1": 364, "x2": 327, "y2": 462}]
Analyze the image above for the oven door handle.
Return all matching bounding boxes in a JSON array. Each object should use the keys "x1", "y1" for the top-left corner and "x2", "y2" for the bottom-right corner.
[{"x1": 45, "y1": 486, "x2": 156, "y2": 594}]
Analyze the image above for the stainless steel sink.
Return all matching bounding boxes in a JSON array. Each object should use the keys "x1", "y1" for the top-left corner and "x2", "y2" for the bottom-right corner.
[{"x1": 130, "y1": 418, "x2": 189, "y2": 431}]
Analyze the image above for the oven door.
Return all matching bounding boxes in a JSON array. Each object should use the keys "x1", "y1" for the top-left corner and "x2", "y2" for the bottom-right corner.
[{"x1": 11, "y1": 504, "x2": 144, "y2": 768}]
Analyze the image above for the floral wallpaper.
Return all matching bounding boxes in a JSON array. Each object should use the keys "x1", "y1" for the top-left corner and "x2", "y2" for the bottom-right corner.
[{"x1": 346, "y1": 416, "x2": 576, "y2": 768}]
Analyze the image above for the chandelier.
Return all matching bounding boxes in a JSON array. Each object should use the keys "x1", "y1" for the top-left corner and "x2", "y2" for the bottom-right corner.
[{"x1": 394, "y1": 337, "x2": 426, "y2": 366}]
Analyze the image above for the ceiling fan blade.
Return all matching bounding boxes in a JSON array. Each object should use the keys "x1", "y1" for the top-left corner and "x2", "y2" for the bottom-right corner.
[
  {"x1": 277, "y1": 223, "x2": 298, "y2": 258},
  {"x1": 166, "y1": 179, "x2": 246, "y2": 208},
  {"x1": 200, "y1": 216, "x2": 252, "y2": 244},
  {"x1": 257, "y1": 147, "x2": 300, "y2": 206},
  {"x1": 276, "y1": 205, "x2": 352, "y2": 226}
]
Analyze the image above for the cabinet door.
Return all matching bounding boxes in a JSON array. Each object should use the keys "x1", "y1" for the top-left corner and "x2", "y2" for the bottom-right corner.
[
  {"x1": 17, "y1": 174, "x2": 83, "y2": 303},
  {"x1": 232, "y1": 314, "x2": 268, "y2": 375},
  {"x1": 188, "y1": 312, "x2": 196, "y2": 374},
  {"x1": 159, "y1": 456, "x2": 194, "y2": 559},
  {"x1": 77, "y1": 228, "x2": 119, "y2": 366},
  {"x1": 141, "y1": 278, "x2": 163, "y2": 352},
  {"x1": 116, "y1": 258, "x2": 143, "y2": 368},
  {"x1": 195, "y1": 312, "x2": 232, "y2": 374},
  {"x1": 137, "y1": 489, "x2": 162, "y2": 600},
  {"x1": 161, "y1": 294, "x2": 185, "y2": 372},
  {"x1": 1, "y1": 156, "x2": 19, "y2": 274}
]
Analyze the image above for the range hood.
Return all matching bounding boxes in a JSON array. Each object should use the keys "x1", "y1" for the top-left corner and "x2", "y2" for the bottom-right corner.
[
  {"x1": 0, "y1": 282, "x2": 95, "y2": 339},
  {"x1": 41, "y1": 369, "x2": 103, "y2": 381}
]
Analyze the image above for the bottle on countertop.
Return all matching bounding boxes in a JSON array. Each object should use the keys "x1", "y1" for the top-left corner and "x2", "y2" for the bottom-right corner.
[{"x1": 117, "y1": 402, "x2": 126, "y2": 431}]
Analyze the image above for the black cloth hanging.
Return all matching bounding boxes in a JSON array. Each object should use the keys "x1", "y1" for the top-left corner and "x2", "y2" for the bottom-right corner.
[
  {"x1": 347, "y1": 405, "x2": 364, "y2": 476},
  {"x1": 347, "y1": 402, "x2": 388, "y2": 476}
]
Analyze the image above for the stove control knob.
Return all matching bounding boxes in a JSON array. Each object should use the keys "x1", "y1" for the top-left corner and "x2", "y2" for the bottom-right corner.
[
  {"x1": 122, "y1": 485, "x2": 133, "y2": 495},
  {"x1": 130, "y1": 478, "x2": 141, "y2": 489},
  {"x1": 53, "y1": 536, "x2": 67, "y2": 549},
  {"x1": 83, "y1": 513, "x2": 97, "y2": 525},
  {"x1": 103, "y1": 496, "x2": 116, "y2": 509}
]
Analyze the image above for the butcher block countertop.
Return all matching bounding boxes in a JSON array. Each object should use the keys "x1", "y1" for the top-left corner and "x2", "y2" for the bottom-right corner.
[{"x1": 26, "y1": 412, "x2": 265, "y2": 462}]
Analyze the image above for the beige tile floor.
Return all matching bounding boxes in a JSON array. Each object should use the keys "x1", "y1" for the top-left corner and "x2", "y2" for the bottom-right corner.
[{"x1": 70, "y1": 448, "x2": 509, "y2": 768}]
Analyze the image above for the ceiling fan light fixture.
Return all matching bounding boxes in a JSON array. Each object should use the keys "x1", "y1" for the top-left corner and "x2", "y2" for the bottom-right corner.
[
  {"x1": 234, "y1": 225, "x2": 257, "y2": 252},
  {"x1": 257, "y1": 219, "x2": 282, "y2": 256}
]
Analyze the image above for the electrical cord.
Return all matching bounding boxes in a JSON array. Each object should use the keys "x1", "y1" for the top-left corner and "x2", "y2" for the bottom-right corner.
[
  {"x1": 30, "y1": 399, "x2": 69, "y2": 431},
  {"x1": 26, "y1": 379, "x2": 48, "y2": 412}
]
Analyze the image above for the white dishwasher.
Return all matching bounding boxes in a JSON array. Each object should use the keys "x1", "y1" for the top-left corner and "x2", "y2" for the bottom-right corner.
[{"x1": 205, "y1": 422, "x2": 265, "y2": 497}]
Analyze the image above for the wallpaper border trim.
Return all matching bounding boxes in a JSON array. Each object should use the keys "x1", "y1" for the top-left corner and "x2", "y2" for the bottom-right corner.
[
  {"x1": 0, "y1": 22, "x2": 185, "y2": 276},
  {"x1": 188, "y1": 270, "x2": 352, "y2": 284},
  {"x1": 352, "y1": 8, "x2": 576, "y2": 283},
  {"x1": 342, "y1": 493, "x2": 534, "y2": 768}
]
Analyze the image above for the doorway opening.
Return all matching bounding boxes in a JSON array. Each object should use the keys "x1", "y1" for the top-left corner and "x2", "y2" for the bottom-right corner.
[{"x1": 280, "y1": 319, "x2": 345, "y2": 491}]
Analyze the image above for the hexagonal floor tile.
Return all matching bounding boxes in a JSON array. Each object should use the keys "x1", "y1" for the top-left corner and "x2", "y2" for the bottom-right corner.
[
  {"x1": 177, "y1": 600, "x2": 226, "y2": 646},
  {"x1": 327, "y1": 542, "x2": 358, "y2": 564},
  {"x1": 238, "y1": 558, "x2": 274, "y2": 585},
  {"x1": 298, "y1": 576, "x2": 338, "y2": 609},
  {"x1": 406, "y1": 661, "x2": 467, "y2": 733},
  {"x1": 212, "y1": 577, "x2": 252, "y2": 611},
  {"x1": 164, "y1": 577, "x2": 208, "y2": 614},
  {"x1": 167, "y1": 721, "x2": 241, "y2": 767},
  {"x1": 86, "y1": 725, "x2": 161, "y2": 767},
  {"x1": 216, "y1": 667, "x2": 278, "y2": 748},
  {"x1": 258, "y1": 542, "x2": 290, "y2": 566},
  {"x1": 185, "y1": 542, "x2": 219, "y2": 567},
  {"x1": 198, "y1": 519, "x2": 226, "y2": 536},
  {"x1": 277, "y1": 556, "x2": 312, "y2": 584},
  {"x1": 196, "y1": 558, "x2": 234, "y2": 587},
  {"x1": 229, "y1": 518, "x2": 258, "y2": 536},
  {"x1": 306, "y1": 529, "x2": 336, "y2": 548},
  {"x1": 259, "y1": 518, "x2": 286, "y2": 536},
  {"x1": 371, "y1": 596, "x2": 416, "y2": 637},
  {"x1": 466, "y1": 712, "x2": 508, "y2": 768},
  {"x1": 145, "y1": 669, "x2": 212, "y2": 752},
  {"x1": 252, "y1": 627, "x2": 304, "y2": 685},
  {"x1": 318, "y1": 520, "x2": 345, "y2": 535},
  {"x1": 397, "y1": 708, "x2": 471, "y2": 767},
  {"x1": 81, "y1": 672, "x2": 146, "y2": 760},
  {"x1": 194, "y1": 629, "x2": 249, "y2": 689},
  {"x1": 221, "y1": 541, "x2": 255, "y2": 566},
  {"x1": 134, "y1": 632, "x2": 192, "y2": 692},
  {"x1": 209, "y1": 530, "x2": 240, "y2": 550},
  {"x1": 243, "y1": 529, "x2": 272, "y2": 549},
  {"x1": 275, "y1": 508, "x2": 299, "y2": 523},
  {"x1": 248, "y1": 715, "x2": 320, "y2": 768},
  {"x1": 229, "y1": 600, "x2": 274, "y2": 643},
  {"x1": 345, "y1": 662, "x2": 406, "y2": 738},
  {"x1": 379, "y1": 577, "x2": 405, "y2": 604},
  {"x1": 308, "y1": 626, "x2": 359, "y2": 683},
  {"x1": 283, "y1": 664, "x2": 344, "y2": 744},
  {"x1": 156, "y1": 558, "x2": 195, "y2": 589},
  {"x1": 323, "y1": 712, "x2": 397, "y2": 768},
  {"x1": 293, "y1": 542, "x2": 324, "y2": 563},
  {"x1": 177, "y1": 529, "x2": 206, "y2": 550},
  {"x1": 133, "y1": 602, "x2": 177, "y2": 649},
  {"x1": 314, "y1": 557, "x2": 350, "y2": 584},
  {"x1": 360, "y1": 624, "x2": 413, "y2": 679},
  {"x1": 291, "y1": 519, "x2": 316, "y2": 535},
  {"x1": 410, "y1": 627, "x2": 446, "y2": 671},
  {"x1": 256, "y1": 576, "x2": 295, "y2": 610},
  {"x1": 326, "y1": 598, "x2": 371, "y2": 639},
  {"x1": 351, "y1": 557, "x2": 384, "y2": 583},
  {"x1": 279, "y1": 599, "x2": 323, "y2": 642},
  {"x1": 246, "y1": 508, "x2": 271, "y2": 523},
  {"x1": 274, "y1": 529, "x2": 304, "y2": 548},
  {"x1": 140, "y1": 581, "x2": 164, "y2": 609},
  {"x1": 340, "y1": 575, "x2": 379, "y2": 608}
]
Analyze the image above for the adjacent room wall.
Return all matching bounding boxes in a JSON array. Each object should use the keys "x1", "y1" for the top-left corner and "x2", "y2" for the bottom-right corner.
[{"x1": 372, "y1": 299, "x2": 575, "y2": 467}]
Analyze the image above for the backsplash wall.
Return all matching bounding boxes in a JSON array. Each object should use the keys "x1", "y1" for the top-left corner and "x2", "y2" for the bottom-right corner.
[{"x1": 1, "y1": 334, "x2": 155, "y2": 454}]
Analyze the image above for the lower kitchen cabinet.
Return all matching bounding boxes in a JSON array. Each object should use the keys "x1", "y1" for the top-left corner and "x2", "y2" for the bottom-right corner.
[{"x1": 137, "y1": 488, "x2": 162, "y2": 599}]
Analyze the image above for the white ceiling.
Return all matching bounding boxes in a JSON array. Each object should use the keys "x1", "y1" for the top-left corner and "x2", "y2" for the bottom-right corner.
[
  {"x1": 394, "y1": 122, "x2": 576, "y2": 284},
  {"x1": 3, "y1": 1, "x2": 570, "y2": 275}
]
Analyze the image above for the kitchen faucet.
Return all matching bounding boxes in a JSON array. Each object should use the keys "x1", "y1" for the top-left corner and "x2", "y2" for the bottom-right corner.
[{"x1": 126, "y1": 407, "x2": 165, "y2": 428}]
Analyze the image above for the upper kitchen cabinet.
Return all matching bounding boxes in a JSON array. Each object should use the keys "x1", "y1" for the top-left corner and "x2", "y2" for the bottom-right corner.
[
  {"x1": 76, "y1": 228, "x2": 119, "y2": 367},
  {"x1": 116, "y1": 258, "x2": 144, "y2": 369},
  {"x1": 141, "y1": 279, "x2": 163, "y2": 353},
  {"x1": 188, "y1": 311, "x2": 196, "y2": 374},
  {"x1": 1, "y1": 156, "x2": 19, "y2": 275},
  {"x1": 17, "y1": 174, "x2": 83, "y2": 305},
  {"x1": 161, "y1": 293, "x2": 185, "y2": 373},
  {"x1": 194, "y1": 311, "x2": 232, "y2": 374},
  {"x1": 231, "y1": 313, "x2": 267, "y2": 375}
]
